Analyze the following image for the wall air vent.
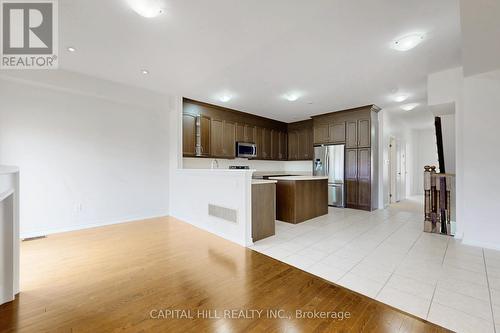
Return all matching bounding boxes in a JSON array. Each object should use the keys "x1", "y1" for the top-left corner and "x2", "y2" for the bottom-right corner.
[{"x1": 208, "y1": 204, "x2": 237, "y2": 223}]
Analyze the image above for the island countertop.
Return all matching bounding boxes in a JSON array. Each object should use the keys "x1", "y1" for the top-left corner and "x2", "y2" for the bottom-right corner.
[
  {"x1": 252, "y1": 179, "x2": 278, "y2": 185},
  {"x1": 268, "y1": 176, "x2": 329, "y2": 181}
]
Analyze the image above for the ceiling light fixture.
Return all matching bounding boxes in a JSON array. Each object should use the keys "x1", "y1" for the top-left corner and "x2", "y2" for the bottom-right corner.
[
  {"x1": 67, "y1": 46, "x2": 76, "y2": 52},
  {"x1": 219, "y1": 94, "x2": 232, "y2": 103},
  {"x1": 128, "y1": 0, "x2": 164, "y2": 18},
  {"x1": 284, "y1": 93, "x2": 300, "y2": 102},
  {"x1": 401, "y1": 103, "x2": 419, "y2": 111},
  {"x1": 392, "y1": 33, "x2": 425, "y2": 51},
  {"x1": 140, "y1": 69, "x2": 149, "y2": 75},
  {"x1": 393, "y1": 94, "x2": 408, "y2": 103}
]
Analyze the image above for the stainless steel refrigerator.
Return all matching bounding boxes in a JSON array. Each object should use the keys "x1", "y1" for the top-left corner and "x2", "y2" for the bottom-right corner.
[{"x1": 313, "y1": 144, "x2": 345, "y2": 207}]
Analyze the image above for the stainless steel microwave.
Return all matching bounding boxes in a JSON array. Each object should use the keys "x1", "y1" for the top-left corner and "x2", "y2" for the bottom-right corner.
[{"x1": 236, "y1": 142, "x2": 257, "y2": 158}]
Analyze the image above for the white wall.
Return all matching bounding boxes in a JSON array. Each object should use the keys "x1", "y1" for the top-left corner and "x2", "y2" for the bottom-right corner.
[
  {"x1": 410, "y1": 129, "x2": 439, "y2": 195},
  {"x1": 0, "y1": 73, "x2": 171, "y2": 238},
  {"x1": 461, "y1": 70, "x2": 500, "y2": 249}
]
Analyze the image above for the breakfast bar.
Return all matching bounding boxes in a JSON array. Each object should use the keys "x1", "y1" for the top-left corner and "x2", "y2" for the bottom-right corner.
[{"x1": 268, "y1": 176, "x2": 329, "y2": 224}]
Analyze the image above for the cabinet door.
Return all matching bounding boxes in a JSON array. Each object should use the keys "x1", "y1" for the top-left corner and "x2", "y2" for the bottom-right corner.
[
  {"x1": 244, "y1": 125, "x2": 256, "y2": 143},
  {"x1": 199, "y1": 115, "x2": 211, "y2": 156},
  {"x1": 271, "y1": 130, "x2": 280, "y2": 160},
  {"x1": 298, "y1": 128, "x2": 309, "y2": 160},
  {"x1": 288, "y1": 131, "x2": 298, "y2": 160},
  {"x1": 255, "y1": 127, "x2": 263, "y2": 159},
  {"x1": 279, "y1": 131, "x2": 287, "y2": 160},
  {"x1": 223, "y1": 121, "x2": 236, "y2": 158},
  {"x1": 358, "y1": 148, "x2": 371, "y2": 209},
  {"x1": 346, "y1": 121, "x2": 358, "y2": 148},
  {"x1": 182, "y1": 113, "x2": 197, "y2": 156},
  {"x1": 262, "y1": 128, "x2": 271, "y2": 159},
  {"x1": 236, "y1": 123, "x2": 245, "y2": 143},
  {"x1": 358, "y1": 119, "x2": 371, "y2": 148},
  {"x1": 314, "y1": 124, "x2": 329, "y2": 144},
  {"x1": 210, "y1": 119, "x2": 224, "y2": 157},
  {"x1": 329, "y1": 122, "x2": 346, "y2": 143},
  {"x1": 345, "y1": 149, "x2": 358, "y2": 208}
]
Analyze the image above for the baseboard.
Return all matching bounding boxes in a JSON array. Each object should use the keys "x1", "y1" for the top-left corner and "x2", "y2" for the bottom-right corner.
[
  {"x1": 461, "y1": 238, "x2": 500, "y2": 251},
  {"x1": 20, "y1": 209, "x2": 169, "y2": 239}
]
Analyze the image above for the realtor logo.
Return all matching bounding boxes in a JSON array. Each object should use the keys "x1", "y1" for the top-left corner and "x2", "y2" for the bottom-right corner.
[{"x1": 1, "y1": 0, "x2": 58, "y2": 69}]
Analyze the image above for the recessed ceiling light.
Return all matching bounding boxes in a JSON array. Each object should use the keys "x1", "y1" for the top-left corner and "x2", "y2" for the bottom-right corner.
[
  {"x1": 401, "y1": 103, "x2": 419, "y2": 111},
  {"x1": 128, "y1": 0, "x2": 164, "y2": 18},
  {"x1": 392, "y1": 33, "x2": 425, "y2": 51},
  {"x1": 140, "y1": 69, "x2": 149, "y2": 75},
  {"x1": 219, "y1": 94, "x2": 232, "y2": 103},
  {"x1": 284, "y1": 93, "x2": 300, "y2": 102},
  {"x1": 67, "y1": 46, "x2": 76, "y2": 52},
  {"x1": 393, "y1": 94, "x2": 408, "y2": 103}
]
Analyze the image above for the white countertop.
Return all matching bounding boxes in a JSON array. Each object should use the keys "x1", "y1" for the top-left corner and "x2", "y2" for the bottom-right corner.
[
  {"x1": 268, "y1": 176, "x2": 329, "y2": 181},
  {"x1": 252, "y1": 179, "x2": 278, "y2": 185}
]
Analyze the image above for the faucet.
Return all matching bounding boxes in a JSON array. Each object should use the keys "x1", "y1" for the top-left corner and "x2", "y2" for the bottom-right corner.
[{"x1": 211, "y1": 159, "x2": 219, "y2": 169}]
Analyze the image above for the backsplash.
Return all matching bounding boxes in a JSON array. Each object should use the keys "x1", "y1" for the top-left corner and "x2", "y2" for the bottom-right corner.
[{"x1": 183, "y1": 157, "x2": 312, "y2": 173}]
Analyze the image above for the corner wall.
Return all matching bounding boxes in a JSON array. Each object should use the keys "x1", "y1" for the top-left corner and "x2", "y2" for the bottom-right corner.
[{"x1": 0, "y1": 72, "x2": 171, "y2": 238}]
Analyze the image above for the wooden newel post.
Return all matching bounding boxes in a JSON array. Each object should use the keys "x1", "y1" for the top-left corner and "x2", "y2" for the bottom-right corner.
[{"x1": 423, "y1": 166, "x2": 453, "y2": 235}]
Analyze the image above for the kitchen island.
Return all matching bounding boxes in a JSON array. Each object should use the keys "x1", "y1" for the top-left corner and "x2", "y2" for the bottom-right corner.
[{"x1": 269, "y1": 176, "x2": 329, "y2": 224}]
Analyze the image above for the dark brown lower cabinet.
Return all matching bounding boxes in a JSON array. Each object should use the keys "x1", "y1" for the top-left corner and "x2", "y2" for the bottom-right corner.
[
  {"x1": 252, "y1": 182, "x2": 276, "y2": 241},
  {"x1": 345, "y1": 148, "x2": 372, "y2": 211}
]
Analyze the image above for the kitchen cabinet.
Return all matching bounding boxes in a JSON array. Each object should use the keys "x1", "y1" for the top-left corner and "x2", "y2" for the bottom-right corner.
[
  {"x1": 357, "y1": 148, "x2": 371, "y2": 210},
  {"x1": 314, "y1": 124, "x2": 329, "y2": 144},
  {"x1": 211, "y1": 119, "x2": 235, "y2": 158},
  {"x1": 288, "y1": 131, "x2": 298, "y2": 160},
  {"x1": 182, "y1": 113, "x2": 197, "y2": 156},
  {"x1": 252, "y1": 182, "x2": 276, "y2": 241},
  {"x1": 345, "y1": 149, "x2": 358, "y2": 207},
  {"x1": 261, "y1": 128, "x2": 272, "y2": 159},
  {"x1": 271, "y1": 130, "x2": 280, "y2": 160},
  {"x1": 346, "y1": 121, "x2": 358, "y2": 148},
  {"x1": 279, "y1": 131, "x2": 287, "y2": 160},
  {"x1": 255, "y1": 127, "x2": 263, "y2": 159},
  {"x1": 244, "y1": 125, "x2": 256, "y2": 143},
  {"x1": 288, "y1": 120, "x2": 313, "y2": 161},
  {"x1": 236, "y1": 123, "x2": 245, "y2": 142},
  {"x1": 346, "y1": 119, "x2": 370, "y2": 148},
  {"x1": 329, "y1": 122, "x2": 346, "y2": 143}
]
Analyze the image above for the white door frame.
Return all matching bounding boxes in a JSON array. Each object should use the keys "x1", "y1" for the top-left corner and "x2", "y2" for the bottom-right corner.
[{"x1": 389, "y1": 137, "x2": 397, "y2": 204}]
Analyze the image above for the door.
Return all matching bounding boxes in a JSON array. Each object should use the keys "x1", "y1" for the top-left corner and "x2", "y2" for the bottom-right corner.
[
  {"x1": 223, "y1": 121, "x2": 236, "y2": 158},
  {"x1": 288, "y1": 131, "x2": 298, "y2": 160},
  {"x1": 279, "y1": 131, "x2": 287, "y2": 160},
  {"x1": 271, "y1": 130, "x2": 280, "y2": 160},
  {"x1": 210, "y1": 119, "x2": 224, "y2": 157},
  {"x1": 244, "y1": 125, "x2": 255, "y2": 143},
  {"x1": 358, "y1": 119, "x2": 371, "y2": 148},
  {"x1": 199, "y1": 115, "x2": 211, "y2": 156},
  {"x1": 313, "y1": 146, "x2": 327, "y2": 176},
  {"x1": 262, "y1": 128, "x2": 271, "y2": 159},
  {"x1": 236, "y1": 123, "x2": 245, "y2": 142},
  {"x1": 345, "y1": 149, "x2": 358, "y2": 207},
  {"x1": 389, "y1": 137, "x2": 397, "y2": 204},
  {"x1": 358, "y1": 148, "x2": 371, "y2": 209},
  {"x1": 346, "y1": 121, "x2": 358, "y2": 148},
  {"x1": 182, "y1": 113, "x2": 197, "y2": 156},
  {"x1": 255, "y1": 127, "x2": 263, "y2": 159},
  {"x1": 326, "y1": 145, "x2": 345, "y2": 184},
  {"x1": 329, "y1": 122, "x2": 346, "y2": 143},
  {"x1": 328, "y1": 184, "x2": 344, "y2": 207},
  {"x1": 314, "y1": 124, "x2": 329, "y2": 144}
]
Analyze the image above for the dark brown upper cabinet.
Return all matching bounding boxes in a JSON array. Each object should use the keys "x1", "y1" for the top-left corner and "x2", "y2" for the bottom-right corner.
[
  {"x1": 358, "y1": 119, "x2": 371, "y2": 148},
  {"x1": 279, "y1": 131, "x2": 287, "y2": 160},
  {"x1": 287, "y1": 120, "x2": 313, "y2": 161},
  {"x1": 261, "y1": 128, "x2": 272, "y2": 159},
  {"x1": 236, "y1": 123, "x2": 245, "y2": 142},
  {"x1": 271, "y1": 129, "x2": 280, "y2": 160},
  {"x1": 313, "y1": 124, "x2": 329, "y2": 144},
  {"x1": 346, "y1": 121, "x2": 358, "y2": 148},
  {"x1": 182, "y1": 113, "x2": 197, "y2": 157},
  {"x1": 210, "y1": 119, "x2": 235, "y2": 158},
  {"x1": 329, "y1": 122, "x2": 346, "y2": 143},
  {"x1": 244, "y1": 125, "x2": 256, "y2": 143}
]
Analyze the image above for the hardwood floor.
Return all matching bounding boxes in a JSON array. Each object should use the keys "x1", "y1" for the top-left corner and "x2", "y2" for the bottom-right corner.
[{"x1": 0, "y1": 217, "x2": 449, "y2": 332}]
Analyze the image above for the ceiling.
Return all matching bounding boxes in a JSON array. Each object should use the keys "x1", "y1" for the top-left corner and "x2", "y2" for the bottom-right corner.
[{"x1": 58, "y1": 0, "x2": 462, "y2": 125}]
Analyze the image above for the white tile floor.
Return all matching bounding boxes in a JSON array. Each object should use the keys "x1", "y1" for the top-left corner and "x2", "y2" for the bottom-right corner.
[{"x1": 249, "y1": 197, "x2": 500, "y2": 333}]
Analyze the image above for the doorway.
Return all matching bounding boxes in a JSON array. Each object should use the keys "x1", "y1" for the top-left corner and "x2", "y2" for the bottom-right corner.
[{"x1": 389, "y1": 137, "x2": 407, "y2": 203}]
